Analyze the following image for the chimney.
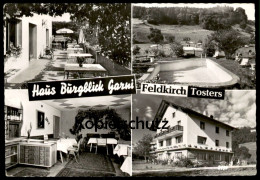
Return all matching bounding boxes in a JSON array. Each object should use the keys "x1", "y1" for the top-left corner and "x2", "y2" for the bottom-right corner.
[{"x1": 210, "y1": 115, "x2": 213, "y2": 119}]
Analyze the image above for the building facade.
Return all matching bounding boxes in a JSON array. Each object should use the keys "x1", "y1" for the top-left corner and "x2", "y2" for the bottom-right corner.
[
  {"x1": 4, "y1": 13, "x2": 52, "y2": 75},
  {"x1": 150, "y1": 100, "x2": 235, "y2": 165}
]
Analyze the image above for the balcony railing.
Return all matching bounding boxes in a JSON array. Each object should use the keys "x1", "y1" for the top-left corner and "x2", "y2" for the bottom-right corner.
[
  {"x1": 152, "y1": 143, "x2": 233, "y2": 153},
  {"x1": 154, "y1": 125, "x2": 183, "y2": 139}
]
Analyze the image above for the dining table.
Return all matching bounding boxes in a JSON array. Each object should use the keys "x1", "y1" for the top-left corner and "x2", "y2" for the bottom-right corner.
[
  {"x1": 113, "y1": 144, "x2": 130, "y2": 157},
  {"x1": 67, "y1": 53, "x2": 93, "y2": 58},
  {"x1": 87, "y1": 137, "x2": 118, "y2": 152},
  {"x1": 120, "y1": 156, "x2": 132, "y2": 175},
  {"x1": 56, "y1": 138, "x2": 77, "y2": 163},
  {"x1": 64, "y1": 63, "x2": 107, "y2": 79},
  {"x1": 67, "y1": 48, "x2": 83, "y2": 53}
]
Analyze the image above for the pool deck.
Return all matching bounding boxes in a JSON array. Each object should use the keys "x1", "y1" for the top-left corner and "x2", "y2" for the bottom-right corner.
[{"x1": 140, "y1": 58, "x2": 240, "y2": 88}]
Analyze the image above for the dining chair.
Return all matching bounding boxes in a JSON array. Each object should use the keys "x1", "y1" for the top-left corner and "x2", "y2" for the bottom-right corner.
[
  {"x1": 96, "y1": 138, "x2": 108, "y2": 155},
  {"x1": 67, "y1": 138, "x2": 82, "y2": 164},
  {"x1": 85, "y1": 134, "x2": 100, "y2": 152}
]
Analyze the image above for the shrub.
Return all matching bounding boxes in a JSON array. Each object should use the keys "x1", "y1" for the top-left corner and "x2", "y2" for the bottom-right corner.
[
  {"x1": 170, "y1": 42, "x2": 184, "y2": 57},
  {"x1": 174, "y1": 157, "x2": 194, "y2": 167},
  {"x1": 133, "y1": 45, "x2": 141, "y2": 55}
]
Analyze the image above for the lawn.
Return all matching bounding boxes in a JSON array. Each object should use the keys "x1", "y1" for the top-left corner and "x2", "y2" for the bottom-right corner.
[
  {"x1": 210, "y1": 57, "x2": 256, "y2": 89},
  {"x1": 133, "y1": 166, "x2": 256, "y2": 176},
  {"x1": 133, "y1": 18, "x2": 214, "y2": 44}
]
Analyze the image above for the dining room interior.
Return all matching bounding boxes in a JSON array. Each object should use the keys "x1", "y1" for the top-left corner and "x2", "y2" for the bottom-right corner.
[{"x1": 5, "y1": 89, "x2": 132, "y2": 177}]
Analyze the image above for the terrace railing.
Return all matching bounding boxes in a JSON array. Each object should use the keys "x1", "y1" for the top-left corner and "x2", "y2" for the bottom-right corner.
[
  {"x1": 88, "y1": 48, "x2": 131, "y2": 76},
  {"x1": 155, "y1": 125, "x2": 183, "y2": 139}
]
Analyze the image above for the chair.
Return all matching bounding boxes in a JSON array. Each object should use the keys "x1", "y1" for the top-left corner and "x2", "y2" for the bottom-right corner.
[
  {"x1": 67, "y1": 138, "x2": 82, "y2": 164},
  {"x1": 96, "y1": 138, "x2": 108, "y2": 155},
  {"x1": 85, "y1": 134, "x2": 100, "y2": 152}
]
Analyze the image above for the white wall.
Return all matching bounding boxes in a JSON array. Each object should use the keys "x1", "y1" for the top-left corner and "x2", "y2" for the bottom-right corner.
[
  {"x1": 4, "y1": 14, "x2": 52, "y2": 72},
  {"x1": 155, "y1": 104, "x2": 232, "y2": 152},
  {"x1": 5, "y1": 90, "x2": 61, "y2": 137},
  {"x1": 156, "y1": 105, "x2": 188, "y2": 149},
  {"x1": 21, "y1": 101, "x2": 61, "y2": 137},
  {"x1": 186, "y1": 114, "x2": 232, "y2": 151}
]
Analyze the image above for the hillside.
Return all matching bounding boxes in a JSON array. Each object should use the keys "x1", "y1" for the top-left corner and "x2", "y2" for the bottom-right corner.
[{"x1": 133, "y1": 18, "x2": 253, "y2": 45}]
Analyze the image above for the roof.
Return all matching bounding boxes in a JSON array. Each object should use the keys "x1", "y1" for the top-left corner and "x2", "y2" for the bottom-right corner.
[{"x1": 151, "y1": 100, "x2": 236, "y2": 131}]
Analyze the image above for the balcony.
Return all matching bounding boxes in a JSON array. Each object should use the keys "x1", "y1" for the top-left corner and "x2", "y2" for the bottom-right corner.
[{"x1": 154, "y1": 125, "x2": 183, "y2": 140}]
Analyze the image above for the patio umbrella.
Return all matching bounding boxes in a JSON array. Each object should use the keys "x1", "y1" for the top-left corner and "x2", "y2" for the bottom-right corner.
[
  {"x1": 56, "y1": 28, "x2": 74, "y2": 34},
  {"x1": 78, "y1": 29, "x2": 86, "y2": 44}
]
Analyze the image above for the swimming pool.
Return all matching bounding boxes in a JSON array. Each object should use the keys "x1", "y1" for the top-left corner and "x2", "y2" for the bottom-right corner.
[{"x1": 139, "y1": 58, "x2": 240, "y2": 88}]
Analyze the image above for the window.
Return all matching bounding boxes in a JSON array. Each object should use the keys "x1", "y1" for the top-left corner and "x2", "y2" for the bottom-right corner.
[
  {"x1": 172, "y1": 112, "x2": 175, "y2": 118},
  {"x1": 226, "y1": 130, "x2": 230, "y2": 136},
  {"x1": 200, "y1": 121, "x2": 205, "y2": 130},
  {"x1": 159, "y1": 141, "x2": 163, "y2": 147},
  {"x1": 215, "y1": 154, "x2": 221, "y2": 161},
  {"x1": 177, "y1": 120, "x2": 181, "y2": 125},
  {"x1": 198, "y1": 153, "x2": 207, "y2": 160},
  {"x1": 175, "y1": 135, "x2": 183, "y2": 144},
  {"x1": 216, "y1": 126, "x2": 219, "y2": 133},
  {"x1": 215, "y1": 140, "x2": 219, "y2": 147},
  {"x1": 175, "y1": 152, "x2": 182, "y2": 158},
  {"x1": 5, "y1": 19, "x2": 22, "y2": 54},
  {"x1": 226, "y1": 142, "x2": 229, "y2": 148},
  {"x1": 197, "y1": 136, "x2": 207, "y2": 144},
  {"x1": 166, "y1": 139, "x2": 172, "y2": 146}
]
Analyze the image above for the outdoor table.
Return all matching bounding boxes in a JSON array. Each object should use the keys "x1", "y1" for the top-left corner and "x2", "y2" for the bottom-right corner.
[
  {"x1": 113, "y1": 144, "x2": 130, "y2": 157},
  {"x1": 56, "y1": 138, "x2": 77, "y2": 163},
  {"x1": 64, "y1": 63, "x2": 107, "y2": 79},
  {"x1": 67, "y1": 48, "x2": 83, "y2": 53},
  {"x1": 120, "y1": 157, "x2": 132, "y2": 175},
  {"x1": 68, "y1": 53, "x2": 93, "y2": 58}
]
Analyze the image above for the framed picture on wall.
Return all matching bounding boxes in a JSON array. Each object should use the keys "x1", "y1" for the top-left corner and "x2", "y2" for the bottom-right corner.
[{"x1": 37, "y1": 110, "x2": 45, "y2": 129}]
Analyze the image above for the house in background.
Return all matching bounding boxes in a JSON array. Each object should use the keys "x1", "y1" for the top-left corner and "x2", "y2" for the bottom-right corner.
[
  {"x1": 150, "y1": 100, "x2": 235, "y2": 165},
  {"x1": 4, "y1": 13, "x2": 52, "y2": 79}
]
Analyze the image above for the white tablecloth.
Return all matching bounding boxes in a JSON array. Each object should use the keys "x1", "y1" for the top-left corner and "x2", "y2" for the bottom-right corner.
[
  {"x1": 68, "y1": 53, "x2": 93, "y2": 58},
  {"x1": 67, "y1": 48, "x2": 83, "y2": 51},
  {"x1": 87, "y1": 138, "x2": 97, "y2": 144},
  {"x1": 56, "y1": 138, "x2": 77, "y2": 154},
  {"x1": 107, "y1": 138, "x2": 118, "y2": 145},
  {"x1": 120, "y1": 157, "x2": 132, "y2": 175},
  {"x1": 113, "y1": 144, "x2": 130, "y2": 157},
  {"x1": 87, "y1": 138, "x2": 117, "y2": 145}
]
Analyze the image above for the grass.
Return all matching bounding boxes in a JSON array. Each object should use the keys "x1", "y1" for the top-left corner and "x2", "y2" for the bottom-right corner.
[
  {"x1": 210, "y1": 57, "x2": 256, "y2": 89},
  {"x1": 133, "y1": 166, "x2": 256, "y2": 176},
  {"x1": 133, "y1": 18, "x2": 214, "y2": 44}
]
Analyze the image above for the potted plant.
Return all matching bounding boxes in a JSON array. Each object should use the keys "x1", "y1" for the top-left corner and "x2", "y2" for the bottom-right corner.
[
  {"x1": 76, "y1": 57, "x2": 85, "y2": 67},
  {"x1": 4, "y1": 43, "x2": 22, "y2": 63},
  {"x1": 27, "y1": 122, "x2": 32, "y2": 142}
]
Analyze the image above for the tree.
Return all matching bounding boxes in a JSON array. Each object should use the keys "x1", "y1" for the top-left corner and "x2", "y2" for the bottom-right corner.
[
  {"x1": 167, "y1": 35, "x2": 175, "y2": 43},
  {"x1": 171, "y1": 42, "x2": 184, "y2": 57},
  {"x1": 183, "y1": 37, "x2": 191, "y2": 43},
  {"x1": 147, "y1": 28, "x2": 164, "y2": 49},
  {"x1": 209, "y1": 29, "x2": 246, "y2": 59},
  {"x1": 133, "y1": 134, "x2": 153, "y2": 162},
  {"x1": 234, "y1": 146, "x2": 251, "y2": 161},
  {"x1": 203, "y1": 36, "x2": 216, "y2": 57},
  {"x1": 133, "y1": 45, "x2": 141, "y2": 55}
]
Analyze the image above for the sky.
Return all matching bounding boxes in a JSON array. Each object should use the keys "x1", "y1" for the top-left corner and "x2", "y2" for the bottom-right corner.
[
  {"x1": 134, "y1": 3, "x2": 255, "y2": 20},
  {"x1": 132, "y1": 90, "x2": 256, "y2": 145},
  {"x1": 52, "y1": 13, "x2": 71, "y2": 22}
]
